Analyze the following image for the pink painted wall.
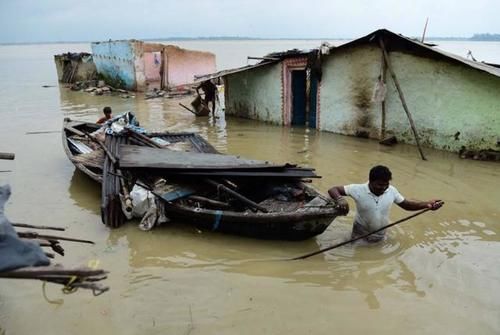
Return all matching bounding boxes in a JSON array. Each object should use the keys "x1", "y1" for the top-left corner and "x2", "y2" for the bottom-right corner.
[
  {"x1": 165, "y1": 46, "x2": 216, "y2": 88},
  {"x1": 144, "y1": 51, "x2": 162, "y2": 82}
]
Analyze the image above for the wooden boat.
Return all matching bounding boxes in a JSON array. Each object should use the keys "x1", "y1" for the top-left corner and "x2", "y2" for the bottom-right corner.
[
  {"x1": 62, "y1": 118, "x2": 339, "y2": 240},
  {"x1": 160, "y1": 184, "x2": 338, "y2": 240},
  {"x1": 62, "y1": 118, "x2": 217, "y2": 183}
]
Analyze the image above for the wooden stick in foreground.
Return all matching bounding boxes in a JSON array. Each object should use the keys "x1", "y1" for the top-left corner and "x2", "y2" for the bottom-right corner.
[
  {"x1": 290, "y1": 203, "x2": 443, "y2": 260},
  {"x1": 13, "y1": 223, "x2": 66, "y2": 231},
  {"x1": 378, "y1": 37, "x2": 427, "y2": 161},
  {"x1": 25, "y1": 130, "x2": 61, "y2": 135},
  {"x1": 17, "y1": 232, "x2": 94, "y2": 245}
]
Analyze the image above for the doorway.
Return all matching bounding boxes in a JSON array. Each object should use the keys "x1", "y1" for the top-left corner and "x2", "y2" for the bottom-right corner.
[{"x1": 290, "y1": 69, "x2": 318, "y2": 128}]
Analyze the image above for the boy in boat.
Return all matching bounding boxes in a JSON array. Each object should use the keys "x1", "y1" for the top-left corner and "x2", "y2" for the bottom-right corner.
[
  {"x1": 196, "y1": 80, "x2": 218, "y2": 117},
  {"x1": 328, "y1": 165, "x2": 443, "y2": 242},
  {"x1": 96, "y1": 106, "x2": 112, "y2": 124}
]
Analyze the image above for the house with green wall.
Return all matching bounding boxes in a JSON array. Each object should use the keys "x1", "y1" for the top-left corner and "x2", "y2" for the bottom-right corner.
[{"x1": 199, "y1": 29, "x2": 500, "y2": 156}]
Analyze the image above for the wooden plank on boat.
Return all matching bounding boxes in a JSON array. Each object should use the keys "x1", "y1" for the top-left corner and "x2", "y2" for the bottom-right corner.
[
  {"x1": 118, "y1": 145, "x2": 285, "y2": 170},
  {"x1": 152, "y1": 170, "x2": 320, "y2": 178}
]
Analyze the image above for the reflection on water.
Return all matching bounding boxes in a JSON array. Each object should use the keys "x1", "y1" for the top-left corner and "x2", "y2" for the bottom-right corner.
[
  {"x1": 1, "y1": 42, "x2": 500, "y2": 335},
  {"x1": 68, "y1": 169, "x2": 100, "y2": 214}
]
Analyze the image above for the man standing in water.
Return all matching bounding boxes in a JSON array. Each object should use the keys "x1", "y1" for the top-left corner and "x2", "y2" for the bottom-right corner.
[
  {"x1": 328, "y1": 165, "x2": 443, "y2": 242},
  {"x1": 196, "y1": 80, "x2": 218, "y2": 117}
]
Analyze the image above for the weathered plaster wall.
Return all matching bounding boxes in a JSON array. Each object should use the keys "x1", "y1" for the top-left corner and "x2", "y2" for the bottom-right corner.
[
  {"x1": 225, "y1": 63, "x2": 283, "y2": 124},
  {"x1": 384, "y1": 52, "x2": 500, "y2": 151},
  {"x1": 165, "y1": 46, "x2": 216, "y2": 88},
  {"x1": 91, "y1": 41, "x2": 137, "y2": 90},
  {"x1": 319, "y1": 45, "x2": 382, "y2": 139},
  {"x1": 144, "y1": 52, "x2": 162, "y2": 83},
  {"x1": 319, "y1": 44, "x2": 500, "y2": 152}
]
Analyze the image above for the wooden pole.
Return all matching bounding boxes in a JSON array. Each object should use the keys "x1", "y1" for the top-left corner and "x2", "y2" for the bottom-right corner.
[
  {"x1": 378, "y1": 37, "x2": 427, "y2": 161},
  {"x1": 25, "y1": 130, "x2": 61, "y2": 135},
  {"x1": 0, "y1": 152, "x2": 15, "y2": 160},
  {"x1": 421, "y1": 18, "x2": 429, "y2": 43},
  {"x1": 179, "y1": 103, "x2": 198, "y2": 115},
  {"x1": 380, "y1": 51, "x2": 387, "y2": 139},
  {"x1": 205, "y1": 179, "x2": 269, "y2": 213},
  {"x1": 17, "y1": 231, "x2": 95, "y2": 244},
  {"x1": 12, "y1": 223, "x2": 65, "y2": 231}
]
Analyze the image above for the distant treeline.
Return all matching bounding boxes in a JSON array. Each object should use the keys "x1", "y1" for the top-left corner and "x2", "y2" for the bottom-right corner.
[
  {"x1": 469, "y1": 33, "x2": 500, "y2": 41},
  {"x1": 149, "y1": 34, "x2": 500, "y2": 42}
]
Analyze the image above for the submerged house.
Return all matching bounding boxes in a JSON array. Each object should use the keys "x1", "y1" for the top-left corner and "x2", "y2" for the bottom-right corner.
[
  {"x1": 54, "y1": 53, "x2": 97, "y2": 83},
  {"x1": 91, "y1": 40, "x2": 216, "y2": 92},
  {"x1": 200, "y1": 29, "x2": 500, "y2": 154}
]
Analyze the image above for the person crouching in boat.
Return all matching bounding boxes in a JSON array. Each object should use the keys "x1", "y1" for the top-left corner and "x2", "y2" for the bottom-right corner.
[
  {"x1": 328, "y1": 165, "x2": 443, "y2": 243},
  {"x1": 96, "y1": 106, "x2": 112, "y2": 124}
]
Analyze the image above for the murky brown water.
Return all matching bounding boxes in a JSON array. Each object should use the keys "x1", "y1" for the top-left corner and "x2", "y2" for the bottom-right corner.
[{"x1": 0, "y1": 43, "x2": 499, "y2": 335}]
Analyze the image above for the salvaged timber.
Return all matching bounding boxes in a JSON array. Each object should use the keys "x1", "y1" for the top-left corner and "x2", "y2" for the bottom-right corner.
[
  {"x1": 119, "y1": 145, "x2": 288, "y2": 170},
  {"x1": 0, "y1": 266, "x2": 109, "y2": 295},
  {"x1": 205, "y1": 179, "x2": 269, "y2": 213},
  {"x1": 101, "y1": 134, "x2": 127, "y2": 228},
  {"x1": 63, "y1": 118, "x2": 340, "y2": 239},
  {"x1": 378, "y1": 37, "x2": 427, "y2": 161}
]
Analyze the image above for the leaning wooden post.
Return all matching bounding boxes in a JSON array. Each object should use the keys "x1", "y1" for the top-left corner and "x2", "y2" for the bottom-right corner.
[
  {"x1": 378, "y1": 37, "x2": 427, "y2": 161},
  {"x1": 380, "y1": 51, "x2": 387, "y2": 139}
]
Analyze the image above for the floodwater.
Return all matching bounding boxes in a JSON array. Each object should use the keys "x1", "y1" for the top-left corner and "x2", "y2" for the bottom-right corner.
[{"x1": 0, "y1": 41, "x2": 499, "y2": 335}]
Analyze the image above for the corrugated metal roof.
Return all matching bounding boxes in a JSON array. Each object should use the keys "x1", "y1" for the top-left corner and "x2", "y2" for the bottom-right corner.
[
  {"x1": 195, "y1": 48, "x2": 311, "y2": 82},
  {"x1": 194, "y1": 61, "x2": 278, "y2": 82},
  {"x1": 198, "y1": 29, "x2": 500, "y2": 80}
]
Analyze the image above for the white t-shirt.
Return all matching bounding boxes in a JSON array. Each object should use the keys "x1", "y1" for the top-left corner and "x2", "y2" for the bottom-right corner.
[{"x1": 344, "y1": 183, "x2": 405, "y2": 232}]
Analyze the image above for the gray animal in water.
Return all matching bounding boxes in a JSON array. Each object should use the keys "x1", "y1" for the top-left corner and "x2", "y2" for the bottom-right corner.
[{"x1": 0, "y1": 184, "x2": 50, "y2": 272}]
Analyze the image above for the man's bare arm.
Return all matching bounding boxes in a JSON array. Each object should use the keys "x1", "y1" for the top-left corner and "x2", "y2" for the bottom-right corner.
[
  {"x1": 397, "y1": 199, "x2": 443, "y2": 211},
  {"x1": 328, "y1": 186, "x2": 349, "y2": 214}
]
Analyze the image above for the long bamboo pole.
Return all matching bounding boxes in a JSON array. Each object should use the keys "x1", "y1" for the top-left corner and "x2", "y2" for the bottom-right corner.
[
  {"x1": 290, "y1": 202, "x2": 443, "y2": 260},
  {"x1": 378, "y1": 37, "x2": 427, "y2": 161}
]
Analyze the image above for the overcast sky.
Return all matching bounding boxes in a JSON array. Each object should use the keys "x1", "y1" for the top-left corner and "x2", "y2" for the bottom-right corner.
[{"x1": 1, "y1": 0, "x2": 499, "y2": 43}]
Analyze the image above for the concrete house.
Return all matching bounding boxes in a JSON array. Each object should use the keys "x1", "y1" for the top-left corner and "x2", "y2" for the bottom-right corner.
[
  {"x1": 91, "y1": 40, "x2": 216, "y2": 92},
  {"x1": 201, "y1": 29, "x2": 500, "y2": 154}
]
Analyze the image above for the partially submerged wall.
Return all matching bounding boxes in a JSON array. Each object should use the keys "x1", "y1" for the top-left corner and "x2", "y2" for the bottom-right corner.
[
  {"x1": 165, "y1": 46, "x2": 216, "y2": 88},
  {"x1": 384, "y1": 52, "x2": 500, "y2": 152},
  {"x1": 225, "y1": 63, "x2": 283, "y2": 124},
  {"x1": 91, "y1": 41, "x2": 137, "y2": 90},
  {"x1": 54, "y1": 53, "x2": 96, "y2": 83},
  {"x1": 319, "y1": 44, "x2": 500, "y2": 152}
]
